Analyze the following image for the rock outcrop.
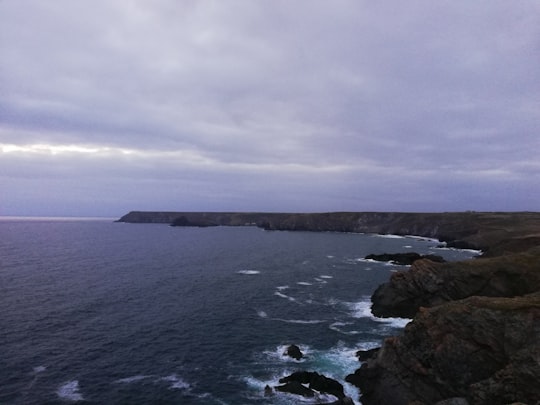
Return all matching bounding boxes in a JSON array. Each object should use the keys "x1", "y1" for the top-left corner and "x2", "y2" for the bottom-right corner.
[
  {"x1": 275, "y1": 371, "x2": 353, "y2": 403},
  {"x1": 371, "y1": 247, "x2": 540, "y2": 318},
  {"x1": 346, "y1": 293, "x2": 540, "y2": 405},
  {"x1": 283, "y1": 344, "x2": 304, "y2": 360},
  {"x1": 365, "y1": 252, "x2": 445, "y2": 266}
]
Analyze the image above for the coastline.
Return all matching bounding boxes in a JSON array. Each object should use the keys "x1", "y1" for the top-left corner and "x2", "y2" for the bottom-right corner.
[{"x1": 117, "y1": 210, "x2": 540, "y2": 404}]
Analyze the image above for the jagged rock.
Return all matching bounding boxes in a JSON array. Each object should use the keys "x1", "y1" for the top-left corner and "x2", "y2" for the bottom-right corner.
[
  {"x1": 283, "y1": 344, "x2": 303, "y2": 360},
  {"x1": 346, "y1": 294, "x2": 540, "y2": 405},
  {"x1": 264, "y1": 385, "x2": 273, "y2": 396},
  {"x1": 371, "y1": 248, "x2": 540, "y2": 318},
  {"x1": 365, "y1": 252, "x2": 445, "y2": 265},
  {"x1": 278, "y1": 371, "x2": 345, "y2": 399},
  {"x1": 355, "y1": 347, "x2": 379, "y2": 361}
]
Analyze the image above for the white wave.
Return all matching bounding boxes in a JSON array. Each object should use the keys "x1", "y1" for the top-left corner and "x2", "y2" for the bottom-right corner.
[
  {"x1": 273, "y1": 318, "x2": 326, "y2": 324},
  {"x1": 347, "y1": 299, "x2": 411, "y2": 328},
  {"x1": 274, "y1": 291, "x2": 297, "y2": 302},
  {"x1": 355, "y1": 258, "x2": 381, "y2": 264},
  {"x1": 114, "y1": 375, "x2": 151, "y2": 384},
  {"x1": 328, "y1": 321, "x2": 361, "y2": 335},
  {"x1": 431, "y1": 246, "x2": 482, "y2": 255},
  {"x1": 237, "y1": 270, "x2": 260, "y2": 275},
  {"x1": 33, "y1": 365, "x2": 46, "y2": 373},
  {"x1": 404, "y1": 234, "x2": 440, "y2": 242},
  {"x1": 326, "y1": 255, "x2": 335, "y2": 258},
  {"x1": 257, "y1": 310, "x2": 268, "y2": 318},
  {"x1": 319, "y1": 275, "x2": 333, "y2": 279},
  {"x1": 297, "y1": 281, "x2": 312, "y2": 286},
  {"x1": 57, "y1": 380, "x2": 84, "y2": 401},
  {"x1": 374, "y1": 234, "x2": 404, "y2": 239},
  {"x1": 276, "y1": 285, "x2": 289, "y2": 290},
  {"x1": 403, "y1": 245, "x2": 413, "y2": 249},
  {"x1": 160, "y1": 374, "x2": 190, "y2": 390}
]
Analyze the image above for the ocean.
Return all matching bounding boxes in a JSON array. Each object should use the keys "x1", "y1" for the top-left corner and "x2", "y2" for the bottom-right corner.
[{"x1": 0, "y1": 218, "x2": 479, "y2": 404}]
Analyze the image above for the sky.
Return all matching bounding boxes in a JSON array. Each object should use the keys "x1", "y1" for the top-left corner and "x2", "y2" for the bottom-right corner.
[{"x1": 1, "y1": 1, "x2": 539, "y2": 217}]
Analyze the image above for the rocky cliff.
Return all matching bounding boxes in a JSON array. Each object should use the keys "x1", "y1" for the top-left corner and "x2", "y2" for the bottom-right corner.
[
  {"x1": 346, "y1": 294, "x2": 540, "y2": 405},
  {"x1": 371, "y1": 247, "x2": 540, "y2": 318}
]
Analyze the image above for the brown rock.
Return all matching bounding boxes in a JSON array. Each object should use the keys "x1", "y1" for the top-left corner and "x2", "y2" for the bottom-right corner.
[{"x1": 347, "y1": 294, "x2": 540, "y2": 405}]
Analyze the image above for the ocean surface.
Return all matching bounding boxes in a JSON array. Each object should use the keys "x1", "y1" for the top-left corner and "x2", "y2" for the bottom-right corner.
[{"x1": 0, "y1": 218, "x2": 480, "y2": 404}]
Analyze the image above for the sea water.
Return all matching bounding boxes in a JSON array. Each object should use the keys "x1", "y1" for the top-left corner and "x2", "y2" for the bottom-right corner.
[{"x1": 0, "y1": 218, "x2": 479, "y2": 404}]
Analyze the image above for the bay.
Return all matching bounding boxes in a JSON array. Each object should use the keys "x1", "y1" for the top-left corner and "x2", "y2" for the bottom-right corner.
[{"x1": 0, "y1": 218, "x2": 478, "y2": 404}]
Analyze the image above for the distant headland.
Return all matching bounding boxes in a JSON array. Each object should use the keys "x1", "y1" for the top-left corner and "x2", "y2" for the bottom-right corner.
[{"x1": 117, "y1": 211, "x2": 540, "y2": 256}]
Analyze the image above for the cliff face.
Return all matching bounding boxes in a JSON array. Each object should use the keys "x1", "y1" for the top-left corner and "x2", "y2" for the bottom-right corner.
[
  {"x1": 346, "y1": 294, "x2": 540, "y2": 405},
  {"x1": 371, "y1": 247, "x2": 540, "y2": 318}
]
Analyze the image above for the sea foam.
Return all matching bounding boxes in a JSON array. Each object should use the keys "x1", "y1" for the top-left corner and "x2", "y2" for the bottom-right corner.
[
  {"x1": 237, "y1": 270, "x2": 260, "y2": 275},
  {"x1": 57, "y1": 380, "x2": 83, "y2": 401},
  {"x1": 347, "y1": 299, "x2": 411, "y2": 328}
]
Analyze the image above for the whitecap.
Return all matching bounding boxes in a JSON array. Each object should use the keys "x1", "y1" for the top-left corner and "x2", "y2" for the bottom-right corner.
[
  {"x1": 297, "y1": 281, "x2": 312, "y2": 286},
  {"x1": 273, "y1": 318, "x2": 326, "y2": 324},
  {"x1": 403, "y1": 245, "x2": 413, "y2": 249},
  {"x1": 237, "y1": 270, "x2": 260, "y2": 275},
  {"x1": 326, "y1": 255, "x2": 335, "y2": 258},
  {"x1": 319, "y1": 275, "x2": 333, "y2": 279},
  {"x1": 114, "y1": 375, "x2": 151, "y2": 384},
  {"x1": 276, "y1": 285, "x2": 289, "y2": 290},
  {"x1": 57, "y1": 380, "x2": 83, "y2": 401},
  {"x1": 328, "y1": 321, "x2": 361, "y2": 335},
  {"x1": 346, "y1": 299, "x2": 411, "y2": 328},
  {"x1": 373, "y1": 234, "x2": 404, "y2": 239},
  {"x1": 33, "y1": 366, "x2": 46, "y2": 373},
  {"x1": 274, "y1": 291, "x2": 297, "y2": 302},
  {"x1": 257, "y1": 310, "x2": 268, "y2": 318},
  {"x1": 160, "y1": 374, "x2": 190, "y2": 390}
]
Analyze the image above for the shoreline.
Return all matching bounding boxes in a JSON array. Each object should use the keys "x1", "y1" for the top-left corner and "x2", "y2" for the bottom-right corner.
[{"x1": 117, "y1": 210, "x2": 540, "y2": 404}]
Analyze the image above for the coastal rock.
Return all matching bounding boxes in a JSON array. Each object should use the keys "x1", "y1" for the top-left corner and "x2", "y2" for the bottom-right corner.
[
  {"x1": 277, "y1": 371, "x2": 345, "y2": 399},
  {"x1": 365, "y1": 252, "x2": 445, "y2": 265},
  {"x1": 371, "y1": 247, "x2": 540, "y2": 318},
  {"x1": 346, "y1": 294, "x2": 540, "y2": 405},
  {"x1": 355, "y1": 347, "x2": 380, "y2": 361},
  {"x1": 283, "y1": 344, "x2": 304, "y2": 360}
]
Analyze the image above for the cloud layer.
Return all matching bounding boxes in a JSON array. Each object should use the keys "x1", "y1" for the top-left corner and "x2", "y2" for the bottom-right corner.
[{"x1": 1, "y1": 1, "x2": 539, "y2": 216}]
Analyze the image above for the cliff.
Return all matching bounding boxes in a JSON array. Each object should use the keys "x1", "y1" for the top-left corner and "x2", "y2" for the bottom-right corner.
[
  {"x1": 346, "y1": 293, "x2": 540, "y2": 405},
  {"x1": 371, "y1": 247, "x2": 540, "y2": 318}
]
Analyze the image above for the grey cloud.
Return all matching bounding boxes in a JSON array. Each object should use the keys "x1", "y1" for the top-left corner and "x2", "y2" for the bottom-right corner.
[{"x1": 1, "y1": 0, "x2": 539, "y2": 215}]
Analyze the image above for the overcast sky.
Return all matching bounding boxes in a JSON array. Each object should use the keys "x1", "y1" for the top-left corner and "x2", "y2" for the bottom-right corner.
[{"x1": 1, "y1": 1, "x2": 539, "y2": 217}]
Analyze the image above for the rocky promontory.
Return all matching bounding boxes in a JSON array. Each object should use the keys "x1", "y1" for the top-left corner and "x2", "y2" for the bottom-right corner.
[{"x1": 346, "y1": 293, "x2": 540, "y2": 405}]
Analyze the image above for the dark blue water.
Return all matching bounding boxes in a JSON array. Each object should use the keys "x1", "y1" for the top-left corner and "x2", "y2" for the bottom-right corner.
[{"x1": 0, "y1": 218, "x2": 479, "y2": 404}]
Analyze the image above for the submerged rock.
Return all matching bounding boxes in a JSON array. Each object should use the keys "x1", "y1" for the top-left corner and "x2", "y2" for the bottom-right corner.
[{"x1": 347, "y1": 294, "x2": 540, "y2": 405}]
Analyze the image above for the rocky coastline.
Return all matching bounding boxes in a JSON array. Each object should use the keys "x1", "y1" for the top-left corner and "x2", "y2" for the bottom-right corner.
[{"x1": 117, "y1": 211, "x2": 540, "y2": 404}]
